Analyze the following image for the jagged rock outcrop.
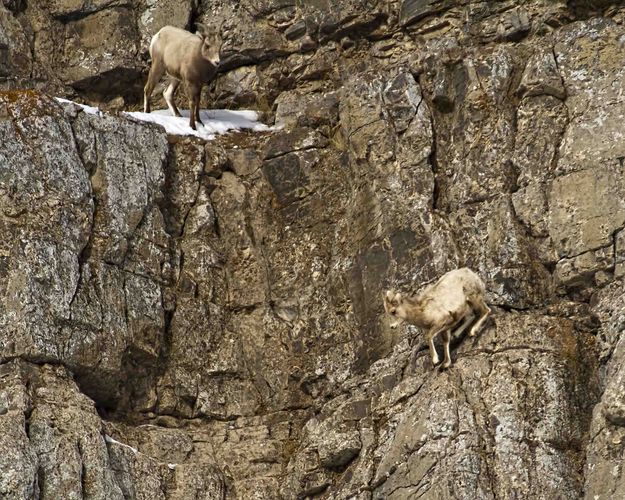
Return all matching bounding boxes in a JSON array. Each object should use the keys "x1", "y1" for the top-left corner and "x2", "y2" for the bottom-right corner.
[{"x1": 1, "y1": 1, "x2": 625, "y2": 499}]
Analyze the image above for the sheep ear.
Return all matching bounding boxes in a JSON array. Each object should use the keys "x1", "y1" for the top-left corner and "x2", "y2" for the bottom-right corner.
[
  {"x1": 385, "y1": 290, "x2": 394, "y2": 301},
  {"x1": 195, "y1": 23, "x2": 208, "y2": 37},
  {"x1": 394, "y1": 292, "x2": 402, "y2": 302}
]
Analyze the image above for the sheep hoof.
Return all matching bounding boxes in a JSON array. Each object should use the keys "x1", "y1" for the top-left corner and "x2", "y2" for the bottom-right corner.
[
  {"x1": 432, "y1": 356, "x2": 440, "y2": 366},
  {"x1": 442, "y1": 361, "x2": 451, "y2": 369}
]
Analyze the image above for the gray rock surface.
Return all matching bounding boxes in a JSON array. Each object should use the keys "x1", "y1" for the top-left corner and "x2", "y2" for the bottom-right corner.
[{"x1": 1, "y1": 1, "x2": 625, "y2": 499}]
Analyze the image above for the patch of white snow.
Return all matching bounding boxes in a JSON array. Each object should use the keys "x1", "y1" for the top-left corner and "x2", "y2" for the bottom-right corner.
[
  {"x1": 54, "y1": 97, "x2": 102, "y2": 116},
  {"x1": 54, "y1": 97, "x2": 274, "y2": 141},
  {"x1": 104, "y1": 434, "x2": 139, "y2": 454},
  {"x1": 124, "y1": 108, "x2": 272, "y2": 140}
]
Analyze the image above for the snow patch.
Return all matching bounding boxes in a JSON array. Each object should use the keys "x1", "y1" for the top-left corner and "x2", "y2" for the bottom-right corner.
[
  {"x1": 124, "y1": 109, "x2": 272, "y2": 140},
  {"x1": 54, "y1": 97, "x2": 102, "y2": 116},
  {"x1": 54, "y1": 97, "x2": 274, "y2": 140},
  {"x1": 104, "y1": 434, "x2": 139, "y2": 454}
]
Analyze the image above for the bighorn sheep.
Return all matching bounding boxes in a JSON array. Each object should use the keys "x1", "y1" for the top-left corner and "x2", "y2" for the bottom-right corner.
[
  {"x1": 383, "y1": 268, "x2": 490, "y2": 368},
  {"x1": 144, "y1": 24, "x2": 223, "y2": 130}
]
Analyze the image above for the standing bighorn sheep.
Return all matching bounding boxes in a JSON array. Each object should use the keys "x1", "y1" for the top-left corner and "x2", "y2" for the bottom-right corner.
[
  {"x1": 144, "y1": 24, "x2": 223, "y2": 130},
  {"x1": 383, "y1": 268, "x2": 490, "y2": 368}
]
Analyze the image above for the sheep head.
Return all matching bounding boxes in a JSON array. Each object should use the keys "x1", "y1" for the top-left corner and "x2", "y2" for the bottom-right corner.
[
  {"x1": 383, "y1": 290, "x2": 404, "y2": 329},
  {"x1": 196, "y1": 23, "x2": 223, "y2": 67}
]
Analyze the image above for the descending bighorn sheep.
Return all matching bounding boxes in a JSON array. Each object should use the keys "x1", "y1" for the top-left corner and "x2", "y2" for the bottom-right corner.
[
  {"x1": 383, "y1": 268, "x2": 490, "y2": 368},
  {"x1": 144, "y1": 24, "x2": 223, "y2": 130}
]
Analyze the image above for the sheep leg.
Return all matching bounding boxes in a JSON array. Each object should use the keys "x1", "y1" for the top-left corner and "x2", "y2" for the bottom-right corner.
[
  {"x1": 194, "y1": 86, "x2": 204, "y2": 126},
  {"x1": 426, "y1": 325, "x2": 448, "y2": 366},
  {"x1": 164, "y1": 80, "x2": 182, "y2": 117},
  {"x1": 439, "y1": 313, "x2": 474, "y2": 369},
  {"x1": 144, "y1": 62, "x2": 165, "y2": 114},
  {"x1": 442, "y1": 330, "x2": 452, "y2": 368},
  {"x1": 187, "y1": 82, "x2": 201, "y2": 130},
  {"x1": 452, "y1": 312, "x2": 475, "y2": 338},
  {"x1": 469, "y1": 297, "x2": 491, "y2": 337}
]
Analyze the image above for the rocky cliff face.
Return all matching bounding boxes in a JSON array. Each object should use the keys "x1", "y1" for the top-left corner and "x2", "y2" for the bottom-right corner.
[{"x1": 1, "y1": 1, "x2": 625, "y2": 499}]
